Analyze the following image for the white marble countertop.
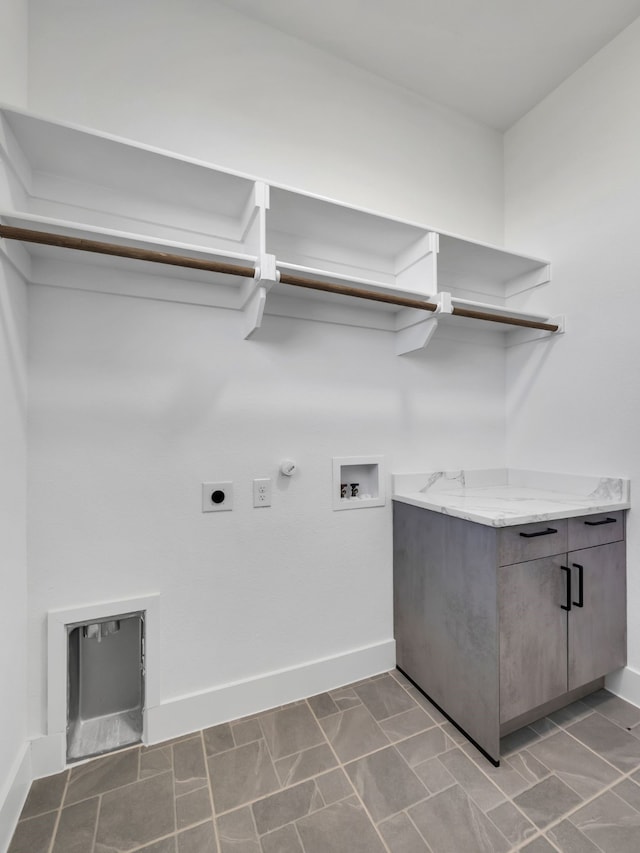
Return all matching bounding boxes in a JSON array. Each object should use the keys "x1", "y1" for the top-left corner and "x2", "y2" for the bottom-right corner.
[{"x1": 392, "y1": 469, "x2": 630, "y2": 527}]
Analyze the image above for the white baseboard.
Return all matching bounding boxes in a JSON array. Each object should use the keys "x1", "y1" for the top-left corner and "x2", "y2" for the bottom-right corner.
[
  {"x1": 146, "y1": 638, "x2": 396, "y2": 744},
  {"x1": 606, "y1": 665, "x2": 640, "y2": 708},
  {"x1": 29, "y1": 733, "x2": 66, "y2": 781},
  {"x1": 0, "y1": 743, "x2": 31, "y2": 853}
]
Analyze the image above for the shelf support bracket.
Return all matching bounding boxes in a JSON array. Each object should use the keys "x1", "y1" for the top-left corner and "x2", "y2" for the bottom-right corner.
[
  {"x1": 243, "y1": 253, "x2": 279, "y2": 340},
  {"x1": 395, "y1": 292, "x2": 452, "y2": 355}
]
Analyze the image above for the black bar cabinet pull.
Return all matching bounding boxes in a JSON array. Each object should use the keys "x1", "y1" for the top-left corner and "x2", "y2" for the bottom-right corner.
[
  {"x1": 572, "y1": 563, "x2": 584, "y2": 608},
  {"x1": 560, "y1": 566, "x2": 572, "y2": 611},
  {"x1": 519, "y1": 527, "x2": 558, "y2": 538},
  {"x1": 584, "y1": 517, "x2": 617, "y2": 526}
]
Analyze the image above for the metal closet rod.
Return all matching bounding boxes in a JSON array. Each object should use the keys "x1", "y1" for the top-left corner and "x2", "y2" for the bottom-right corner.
[{"x1": 0, "y1": 225, "x2": 559, "y2": 333}]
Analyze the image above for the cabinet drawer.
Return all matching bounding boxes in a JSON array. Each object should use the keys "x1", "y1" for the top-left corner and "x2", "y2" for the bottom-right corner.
[
  {"x1": 568, "y1": 511, "x2": 624, "y2": 550},
  {"x1": 498, "y1": 519, "x2": 567, "y2": 566}
]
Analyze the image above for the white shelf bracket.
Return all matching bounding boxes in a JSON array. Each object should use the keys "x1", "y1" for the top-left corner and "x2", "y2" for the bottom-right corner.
[
  {"x1": 243, "y1": 252, "x2": 280, "y2": 340},
  {"x1": 395, "y1": 291, "x2": 452, "y2": 356}
]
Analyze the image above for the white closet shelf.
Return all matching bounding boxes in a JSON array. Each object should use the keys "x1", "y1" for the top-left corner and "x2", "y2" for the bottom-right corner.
[{"x1": 0, "y1": 104, "x2": 560, "y2": 353}]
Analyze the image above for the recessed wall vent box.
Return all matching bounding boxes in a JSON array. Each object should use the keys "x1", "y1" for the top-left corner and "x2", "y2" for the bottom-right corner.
[
  {"x1": 333, "y1": 456, "x2": 385, "y2": 510},
  {"x1": 66, "y1": 611, "x2": 144, "y2": 762}
]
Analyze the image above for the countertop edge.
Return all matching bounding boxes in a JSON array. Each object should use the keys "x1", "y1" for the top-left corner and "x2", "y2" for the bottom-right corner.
[{"x1": 391, "y1": 494, "x2": 631, "y2": 527}]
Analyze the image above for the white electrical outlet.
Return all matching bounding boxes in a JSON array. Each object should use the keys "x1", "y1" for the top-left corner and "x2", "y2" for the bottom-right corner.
[
  {"x1": 202, "y1": 482, "x2": 233, "y2": 512},
  {"x1": 253, "y1": 478, "x2": 272, "y2": 507}
]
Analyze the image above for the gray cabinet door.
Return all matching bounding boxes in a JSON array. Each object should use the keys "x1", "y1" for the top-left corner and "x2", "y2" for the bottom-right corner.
[
  {"x1": 499, "y1": 555, "x2": 568, "y2": 724},
  {"x1": 568, "y1": 541, "x2": 627, "y2": 690}
]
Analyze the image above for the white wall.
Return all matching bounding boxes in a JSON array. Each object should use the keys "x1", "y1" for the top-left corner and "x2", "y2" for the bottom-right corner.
[
  {"x1": 505, "y1": 17, "x2": 640, "y2": 698},
  {"x1": 0, "y1": 1, "x2": 29, "y2": 845},
  {"x1": 27, "y1": 284, "x2": 505, "y2": 738},
  {"x1": 0, "y1": 259, "x2": 29, "y2": 840},
  {"x1": 0, "y1": 0, "x2": 28, "y2": 108},
  {"x1": 28, "y1": 0, "x2": 503, "y2": 243},
  {"x1": 22, "y1": 0, "x2": 509, "y2": 746}
]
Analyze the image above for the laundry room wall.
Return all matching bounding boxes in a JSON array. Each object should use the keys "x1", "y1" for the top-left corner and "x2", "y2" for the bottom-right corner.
[
  {"x1": 0, "y1": 1, "x2": 30, "y2": 845},
  {"x1": 504, "y1": 16, "x2": 640, "y2": 703},
  {"x1": 24, "y1": 0, "x2": 510, "y2": 758}
]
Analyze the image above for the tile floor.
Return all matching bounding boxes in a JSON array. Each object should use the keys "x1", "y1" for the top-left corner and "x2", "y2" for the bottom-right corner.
[{"x1": 8, "y1": 671, "x2": 640, "y2": 853}]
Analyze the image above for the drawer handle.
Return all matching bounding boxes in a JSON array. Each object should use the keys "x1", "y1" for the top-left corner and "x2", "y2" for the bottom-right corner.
[
  {"x1": 560, "y1": 565, "x2": 572, "y2": 611},
  {"x1": 584, "y1": 517, "x2": 617, "y2": 526},
  {"x1": 572, "y1": 563, "x2": 584, "y2": 608},
  {"x1": 519, "y1": 527, "x2": 558, "y2": 538}
]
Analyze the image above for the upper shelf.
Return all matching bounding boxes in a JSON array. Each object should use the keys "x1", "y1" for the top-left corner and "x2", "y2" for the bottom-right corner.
[
  {"x1": 0, "y1": 107, "x2": 263, "y2": 257},
  {"x1": 266, "y1": 188, "x2": 436, "y2": 294},
  {"x1": 0, "y1": 104, "x2": 558, "y2": 351}
]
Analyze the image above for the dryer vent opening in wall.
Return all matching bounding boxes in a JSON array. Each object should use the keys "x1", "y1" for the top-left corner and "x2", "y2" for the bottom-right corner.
[{"x1": 66, "y1": 611, "x2": 145, "y2": 763}]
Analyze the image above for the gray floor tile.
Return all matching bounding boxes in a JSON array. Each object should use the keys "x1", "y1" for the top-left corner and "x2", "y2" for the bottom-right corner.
[
  {"x1": 259, "y1": 703, "x2": 325, "y2": 760},
  {"x1": 379, "y1": 706, "x2": 436, "y2": 741},
  {"x1": 546, "y1": 819, "x2": 601, "y2": 852},
  {"x1": 11, "y1": 675, "x2": 640, "y2": 853},
  {"x1": 440, "y1": 721, "x2": 469, "y2": 745},
  {"x1": 95, "y1": 771, "x2": 175, "y2": 849},
  {"x1": 176, "y1": 787, "x2": 212, "y2": 830},
  {"x1": 232, "y1": 718, "x2": 262, "y2": 746},
  {"x1": 500, "y1": 726, "x2": 541, "y2": 756},
  {"x1": 216, "y1": 806, "x2": 260, "y2": 853},
  {"x1": 526, "y1": 729, "x2": 620, "y2": 797},
  {"x1": 20, "y1": 770, "x2": 68, "y2": 819},
  {"x1": 177, "y1": 820, "x2": 217, "y2": 853},
  {"x1": 314, "y1": 768, "x2": 353, "y2": 805},
  {"x1": 136, "y1": 838, "x2": 178, "y2": 853},
  {"x1": 405, "y1": 687, "x2": 447, "y2": 723},
  {"x1": 413, "y1": 756, "x2": 456, "y2": 794},
  {"x1": 520, "y1": 839, "x2": 557, "y2": 852},
  {"x1": 568, "y1": 712, "x2": 640, "y2": 772},
  {"x1": 52, "y1": 797, "x2": 99, "y2": 853},
  {"x1": 319, "y1": 705, "x2": 389, "y2": 763},
  {"x1": 274, "y1": 744, "x2": 337, "y2": 787},
  {"x1": 612, "y1": 778, "x2": 640, "y2": 812},
  {"x1": 514, "y1": 775, "x2": 582, "y2": 828},
  {"x1": 570, "y1": 790, "x2": 640, "y2": 853},
  {"x1": 582, "y1": 689, "x2": 640, "y2": 730},
  {"x1": 438, "y1": 747, "x2": 505, "y2": 811},
  {"x1": 395, "y1": 727, "x2": 453, "y2": 766},
  {"x1": 547, "y1": 700, "x2": 593, "y2": 728},
  {"x1": 8, "y1": 812, "x2": 57, "y2": 853},
  {"x1": 251, "y1": 779, "x2": 323, "y2": 835},
  {"x1": 203, "y1": 723, "x2": 234, "y2": 756},
  {"x1": 208, "y1": 739, "x2": 280, "y2": 813},
  {"x1": 408, "y1": 784, "x2": 510, "y2": 853},
  {"x1": 487, "y1": 800, "x2": 536, "y2": 846},
  {"x1": 307, "y1": 693, "x2": 339, "y2": 719},
  {"x1": 260, "y1": 823, "x2": 303, "y2": 853},
  {"x1": 354, "y1": 673, "x2": 418, "y2": 720},
  {"x1": 529, "y1": 716, "x2": 560, "y2": 738},
  {"x1": 140, "y1": 745, "x2": 172, "y2": 779},
  {"x1": 390, "y1": 669, "x2": 413, "y2": 689},
  {"x1": 328, "y1": 687, "x2": 361, "y2": 710},
  {"x1": 460, "y1": 743, "x2": 535, "y2": 797},
  {"x1": 296, "y1": 799, "x2": 386, "y2": 853},
  {"x1": 345, "y1": 746, "x2": 427, "y2": 822},
  {"x1": 173, "y1": 737, "x2": 207, "y2": 796},
  {"x1": 65, "y1": 748, "x2": 139, "y2": 804},
  {"x1": 507, "y1": 750, "x2": 550, "y2": 786},
  {"x1": 378, "y1": 811, "x2": 430, "y2": 852}
]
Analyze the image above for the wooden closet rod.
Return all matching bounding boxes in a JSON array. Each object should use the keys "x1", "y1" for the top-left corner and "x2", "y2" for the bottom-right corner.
[{"x1": 0, "y1": 225, "x2": 559, "y2": 333}]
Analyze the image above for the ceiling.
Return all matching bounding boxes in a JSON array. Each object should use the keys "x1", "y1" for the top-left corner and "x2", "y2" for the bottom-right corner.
[{"x1": 219, "y1": 0, "x2": 640, "y2": 129}]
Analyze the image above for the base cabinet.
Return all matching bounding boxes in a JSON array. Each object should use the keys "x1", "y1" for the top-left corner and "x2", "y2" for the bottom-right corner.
[{"x1": 393, "y1": 503, "x2": 627, "y2": 763}]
